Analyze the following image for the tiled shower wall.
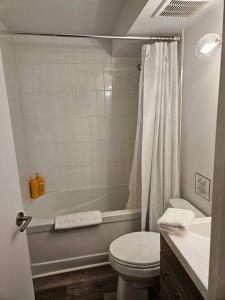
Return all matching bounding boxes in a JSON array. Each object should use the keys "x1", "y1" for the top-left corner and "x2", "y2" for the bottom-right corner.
[{"x1": 14, "y1": 37, "x2": 140, "y2": 192}]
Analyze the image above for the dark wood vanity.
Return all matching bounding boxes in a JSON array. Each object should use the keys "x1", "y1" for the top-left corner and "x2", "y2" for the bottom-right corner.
[{"x1": 160, "y1": 235, "x2": 204, "y2": 300}]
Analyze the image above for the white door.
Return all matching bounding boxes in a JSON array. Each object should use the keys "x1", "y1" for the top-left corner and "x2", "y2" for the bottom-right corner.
[{"x1": 0, "y1": 50, "x2": 35, "y2": 300}]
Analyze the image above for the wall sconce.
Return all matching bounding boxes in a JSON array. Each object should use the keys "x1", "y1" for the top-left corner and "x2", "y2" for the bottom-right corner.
[{"x1": 196, "y1": 33, "x2": 222, "y2": 61}]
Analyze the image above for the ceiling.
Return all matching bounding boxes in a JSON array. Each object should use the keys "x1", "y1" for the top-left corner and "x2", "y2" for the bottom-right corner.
[
  {"x1": 0, "y1": 0, "x2": 220, "y2": 37},
  {"x1": 0, "y1": 0, "x2": 126, "y2": 34},
  {"x1": 127, "y1": 0, "x2": 220, "y2": 36}
]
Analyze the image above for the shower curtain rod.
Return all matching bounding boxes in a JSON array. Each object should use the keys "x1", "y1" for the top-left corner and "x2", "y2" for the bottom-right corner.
[{"x1": 0, "y1": 31, "x2": 181, "y2": 42}]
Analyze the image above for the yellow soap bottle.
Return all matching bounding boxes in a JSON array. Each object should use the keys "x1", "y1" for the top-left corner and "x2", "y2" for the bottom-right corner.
[
  {"x1": 35, "y1": 172, "x2": 45, "y2": 196},
  {"x1": 30, "y1": 177, "x2": 39, "y2": 199}
]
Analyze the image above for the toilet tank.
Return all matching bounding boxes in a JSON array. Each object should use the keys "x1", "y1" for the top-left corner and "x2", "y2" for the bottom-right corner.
[{"x1": 168, "y1": 199, "x2": 205, "y2": 218}]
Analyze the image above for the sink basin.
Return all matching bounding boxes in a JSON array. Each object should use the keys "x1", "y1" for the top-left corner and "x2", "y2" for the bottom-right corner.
[
  {"x1": 189, "y1": 217, "x2": 211, "y2": 238},
  {"x1": 164, "y1": 217, "x2": 211, "y2": 298}
]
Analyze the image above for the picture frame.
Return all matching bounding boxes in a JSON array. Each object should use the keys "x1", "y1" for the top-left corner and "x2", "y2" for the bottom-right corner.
[{"x1": 195, "y1": 172, "x2": 211, "y2": 201}]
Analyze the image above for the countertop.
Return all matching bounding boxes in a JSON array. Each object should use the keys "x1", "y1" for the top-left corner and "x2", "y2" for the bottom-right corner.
[{"x1": 161, "y1": 217, "x2": 211, "y2": 299}]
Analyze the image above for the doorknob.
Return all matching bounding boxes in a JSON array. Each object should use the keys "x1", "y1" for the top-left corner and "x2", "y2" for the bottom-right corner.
[{"x1": 16, "y1": 212, "x2": 32, "y2": 232}]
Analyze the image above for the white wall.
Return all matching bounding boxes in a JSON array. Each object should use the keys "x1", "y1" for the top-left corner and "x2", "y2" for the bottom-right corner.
[
  {"x1": 181, "y1": 0, "x2": 224, "y2": 215},
  {"x1": 14, "y1": 36, "x2": 139, "y2": 197}
]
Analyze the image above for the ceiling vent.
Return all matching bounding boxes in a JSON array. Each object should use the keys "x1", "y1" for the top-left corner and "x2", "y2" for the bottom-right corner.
[{"x1": 152, "y1": 0, "x2": 212, "y2": 18}]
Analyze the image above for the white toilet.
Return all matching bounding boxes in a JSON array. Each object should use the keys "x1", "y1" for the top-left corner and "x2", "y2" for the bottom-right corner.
[{"x1": 109, "y1": 199, "x2": 204, "y2": 300}]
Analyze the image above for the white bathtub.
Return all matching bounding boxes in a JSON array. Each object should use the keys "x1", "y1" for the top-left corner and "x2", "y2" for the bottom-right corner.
[
  {"x1": 26, "y1": 186, "x2": 141, "y2": 277},
  {"x1": 28, "y1": 185, "x2": 129, "y2": 221}
]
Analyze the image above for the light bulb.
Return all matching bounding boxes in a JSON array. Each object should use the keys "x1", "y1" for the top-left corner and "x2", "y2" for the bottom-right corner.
[
  {"x1": 199, "y1": 41, "x2": 218, "y2": 54},
  {"x1": 196, "y1": 33, "x2": 222, "y2": 61}
]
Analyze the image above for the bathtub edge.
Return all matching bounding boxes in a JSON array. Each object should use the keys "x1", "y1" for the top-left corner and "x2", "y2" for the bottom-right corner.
[{"x1": 27, "y1": 208, "x2": 141, "y2": 234}]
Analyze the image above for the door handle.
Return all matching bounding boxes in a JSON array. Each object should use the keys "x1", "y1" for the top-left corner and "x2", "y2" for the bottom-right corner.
[{"x1": 16, "y1": 212, "x2": 32, "y2": 232}]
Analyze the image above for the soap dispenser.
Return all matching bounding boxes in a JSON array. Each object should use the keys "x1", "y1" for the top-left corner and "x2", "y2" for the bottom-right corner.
[
  {"x1": 30, "y1": 176, "x2": 39, "y2": 199},
  {"x1": 35, "y1": 172, "x2": 45, "y2": 196}
]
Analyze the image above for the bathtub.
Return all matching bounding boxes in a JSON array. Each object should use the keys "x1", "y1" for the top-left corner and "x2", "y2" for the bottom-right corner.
[{"x1": 26, "y1": 186, "x2": 141, "y2": 277}]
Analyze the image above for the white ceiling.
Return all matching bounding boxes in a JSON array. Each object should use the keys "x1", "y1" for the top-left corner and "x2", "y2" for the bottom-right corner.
[
  {"x1": 127, "y1": 0, "x2": 219, "y2": 36},
  {"x1": 0, "y1": 0, "x2": 126, "y2": 34},
  {"x1": 0, "y1": 0, "x2": 220, "y2": 37}
]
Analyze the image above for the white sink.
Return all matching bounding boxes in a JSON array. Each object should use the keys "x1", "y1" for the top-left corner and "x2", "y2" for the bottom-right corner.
[
  {"x1": 189, "y1": 217, "x2": 211, "y2": 238},
  {"x1": 163, "y1": 217, "x2": 211, "y2": 299}
]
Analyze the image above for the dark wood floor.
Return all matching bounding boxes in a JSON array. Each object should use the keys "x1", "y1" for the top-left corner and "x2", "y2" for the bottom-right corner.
[
  {"x1": 33, "y1": 264, "x2": 118, "y2": 300},
  {"x1": 33, "y1": 264, "x2": 159, "y2": 300}
]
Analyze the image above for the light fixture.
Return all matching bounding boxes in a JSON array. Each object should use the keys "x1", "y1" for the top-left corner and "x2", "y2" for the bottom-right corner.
[{"x1": 196, "y1": 33, "x2": 222, "y2": 61}]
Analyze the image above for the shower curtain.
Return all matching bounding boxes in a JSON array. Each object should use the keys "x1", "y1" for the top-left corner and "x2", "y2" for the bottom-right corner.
[{"x1": 127, "y1": 42, "x2": 180, "y2": 231}]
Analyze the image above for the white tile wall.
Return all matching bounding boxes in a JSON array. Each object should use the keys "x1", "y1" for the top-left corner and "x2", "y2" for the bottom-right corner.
[{"x1": 15, "y1": 38, "x2": 140, "y2": 192}]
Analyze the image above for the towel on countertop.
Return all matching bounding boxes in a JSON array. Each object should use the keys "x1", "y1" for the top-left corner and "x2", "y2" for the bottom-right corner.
[
  {"x1": 157, "y1": 208, "x2": 195, "y2": 235},
  {"x1": 55, "y1": 210, "x2": 102, "y2": 230}
]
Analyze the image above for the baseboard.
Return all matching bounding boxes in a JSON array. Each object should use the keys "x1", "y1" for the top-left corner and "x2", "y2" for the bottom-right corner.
[{"x1": 31, "y1": 251, "x2": 109, "y2": 277}]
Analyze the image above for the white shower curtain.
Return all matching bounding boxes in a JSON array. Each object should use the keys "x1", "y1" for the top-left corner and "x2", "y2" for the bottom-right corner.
[{"x1": 127, "y1": 42, "x2": 180, "y2": 232}]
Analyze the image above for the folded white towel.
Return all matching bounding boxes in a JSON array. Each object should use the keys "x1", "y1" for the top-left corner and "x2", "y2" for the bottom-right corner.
[
  {"x1": 157, "y1": 208, "x2": 195, "y2": 235},
  {"x1": 55, "y1": 210, "x2": 102, "y2": 230}
]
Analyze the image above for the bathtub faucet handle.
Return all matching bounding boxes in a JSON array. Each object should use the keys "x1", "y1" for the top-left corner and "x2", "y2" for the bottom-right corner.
[{"x1": 16, "y1": 212, "x2": 32, "y2": 232}]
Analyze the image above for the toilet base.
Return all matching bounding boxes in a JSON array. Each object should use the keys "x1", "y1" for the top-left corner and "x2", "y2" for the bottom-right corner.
[{"x1": 116, "y1": 276, "x2": 149, "y2": 300}]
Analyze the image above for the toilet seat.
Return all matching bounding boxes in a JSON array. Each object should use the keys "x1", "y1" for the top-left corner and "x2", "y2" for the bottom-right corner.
[
  {"x1": 109, "y1": 255, "x2": 160, "y2": 280},
  {"x1": 109, "y1": 232, "x2": 160, "y2": 269},
  {"x1": 110, "y1": 256, "x2": 160, "y2": 269}
]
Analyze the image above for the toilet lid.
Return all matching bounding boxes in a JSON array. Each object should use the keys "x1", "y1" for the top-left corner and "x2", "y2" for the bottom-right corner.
[{"x1": 110, "y1": 232, "x2": 160, "y2": 268}]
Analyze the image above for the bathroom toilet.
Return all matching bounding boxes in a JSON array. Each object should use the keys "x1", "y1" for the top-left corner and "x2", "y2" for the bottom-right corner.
[
  {"x1": 109, "y1": 199, "x2": 205, "y2": 300},
  {"x1": 110, "y1": 231, "x2": 160, "y2": 300}
]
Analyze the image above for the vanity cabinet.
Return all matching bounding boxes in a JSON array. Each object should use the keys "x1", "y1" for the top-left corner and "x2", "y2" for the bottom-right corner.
[{"x1": 160, "y1": 235, "x2": 204, "y2": 300}]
